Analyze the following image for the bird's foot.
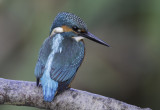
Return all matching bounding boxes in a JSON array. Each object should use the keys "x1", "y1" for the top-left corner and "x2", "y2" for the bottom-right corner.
[{"x1": 37, "y1": 83, "x2": 42, "y2": 87}]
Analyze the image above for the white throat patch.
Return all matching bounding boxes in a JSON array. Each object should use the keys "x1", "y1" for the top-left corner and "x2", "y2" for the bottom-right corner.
[
  {"x1": 50, "y1": 27, "x2": 64, "y2": 36},
  {"x1": 72, "y1": 36, "x2": 84, "y2": 42}
]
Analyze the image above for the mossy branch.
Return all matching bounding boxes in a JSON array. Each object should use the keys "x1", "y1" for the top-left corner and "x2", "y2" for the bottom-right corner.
[{"x1": 0, "y1": 78, "x2": 151, "y2": 110}]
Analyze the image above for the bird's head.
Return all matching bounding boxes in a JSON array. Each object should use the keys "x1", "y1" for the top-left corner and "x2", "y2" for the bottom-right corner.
[{"x1": 50, "y1": 12, "x2": 110, "y2": 47}]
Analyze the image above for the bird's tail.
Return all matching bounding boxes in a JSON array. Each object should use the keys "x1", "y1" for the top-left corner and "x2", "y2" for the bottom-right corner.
[{"x1": 41, "y1": 75, "x2": 58, "y2": 102}]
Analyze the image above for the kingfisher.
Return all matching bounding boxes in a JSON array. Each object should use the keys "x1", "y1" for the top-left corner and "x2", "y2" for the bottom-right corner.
[{"x1": 35, "y1": 12, "x2": 110, "y2": 102}]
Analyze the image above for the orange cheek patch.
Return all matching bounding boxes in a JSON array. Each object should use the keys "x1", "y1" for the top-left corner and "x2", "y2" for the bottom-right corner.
[
  {"x1": 61, "y1": 25, "x2": 74, "y2": 32},
  {"x1": 81, "y1": 29, "x2": 86, "y2": 33}
]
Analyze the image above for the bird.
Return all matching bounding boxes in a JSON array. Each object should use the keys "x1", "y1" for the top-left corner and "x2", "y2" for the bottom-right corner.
[{"x1": 34, "y1": 12, "x2": 110, "y2": 102}]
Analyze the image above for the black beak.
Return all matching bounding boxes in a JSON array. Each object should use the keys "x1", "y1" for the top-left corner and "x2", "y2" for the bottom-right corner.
[{"x1": 80, "y1": 32, "x2": 110, "y2": 47}]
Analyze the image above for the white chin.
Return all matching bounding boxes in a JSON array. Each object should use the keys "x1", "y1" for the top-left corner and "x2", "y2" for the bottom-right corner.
[{"x1": 72, "y1": 36, "x2": 84, "y2": 42}]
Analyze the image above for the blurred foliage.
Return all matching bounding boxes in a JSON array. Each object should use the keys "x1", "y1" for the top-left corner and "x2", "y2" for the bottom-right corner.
[{"x1": 0, "y1": 0, "x2": 160, "y2": 110}]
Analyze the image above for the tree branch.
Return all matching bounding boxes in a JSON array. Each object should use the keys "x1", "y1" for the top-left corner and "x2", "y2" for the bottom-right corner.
[{"x1": 0, "y1": 78, "x2": 151, "y2": 110}]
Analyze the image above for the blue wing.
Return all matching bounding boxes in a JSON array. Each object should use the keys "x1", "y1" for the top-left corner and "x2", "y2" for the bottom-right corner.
[
  {"x1": 50, "y1": 55, "x2": 84, "y2": 82},
  {"x1": 50, "y1": 40, "x2": 85, "y2": 91},
  {"x1": 35, "y1": 37, "x2": 52, "y2": 85}
]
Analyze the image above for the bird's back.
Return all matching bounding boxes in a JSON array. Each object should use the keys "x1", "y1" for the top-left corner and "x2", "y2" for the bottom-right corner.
[{"x1": 35, "y1": 34, "x2": 85, "y2": 93}]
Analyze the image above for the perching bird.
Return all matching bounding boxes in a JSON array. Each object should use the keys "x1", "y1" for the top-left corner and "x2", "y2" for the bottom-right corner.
[{"x1": 35, "y1": 12, "x2": 110, "y2": 102}]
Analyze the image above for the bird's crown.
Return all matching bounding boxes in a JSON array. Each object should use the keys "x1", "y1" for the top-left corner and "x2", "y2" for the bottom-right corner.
[{"x1": 50, "y1": 12, "x2": 88, "y2": 35}]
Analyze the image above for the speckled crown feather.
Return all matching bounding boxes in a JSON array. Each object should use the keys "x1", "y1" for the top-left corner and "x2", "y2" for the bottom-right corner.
[{"x1": 50, "y1": 12, "x2": 87, "y2": 34}]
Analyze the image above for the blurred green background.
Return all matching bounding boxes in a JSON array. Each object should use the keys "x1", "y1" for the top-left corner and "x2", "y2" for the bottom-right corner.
[{"x1": 0, "y1": 0, "x2": 160, "y2": 110}]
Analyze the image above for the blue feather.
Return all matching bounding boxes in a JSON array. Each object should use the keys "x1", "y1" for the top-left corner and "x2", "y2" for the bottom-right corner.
[
  {"x1": 41, "y1": 73, "x2": 58, "y2": 102},
  {"x1": 40, "y1": 34, "x2": 63, "y2": 102}
]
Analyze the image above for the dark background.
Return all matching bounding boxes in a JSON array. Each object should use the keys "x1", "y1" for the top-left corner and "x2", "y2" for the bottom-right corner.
[{"x1": 0, "y1": 0, "x2": 160, "y2": 110}]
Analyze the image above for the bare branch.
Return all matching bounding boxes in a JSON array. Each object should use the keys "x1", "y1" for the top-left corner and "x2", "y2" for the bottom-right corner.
[{"x1": 0, "y1": 78, "x2": 151, "y2": 110}]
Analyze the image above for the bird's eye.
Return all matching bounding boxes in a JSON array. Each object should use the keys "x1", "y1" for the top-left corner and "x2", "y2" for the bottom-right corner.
[
  {"x1": 72, "y1": 26, "x2": 78, "y2": 31},
  {"x1": 72, "y1": 26, "x2": 81, "y2": 33}
]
